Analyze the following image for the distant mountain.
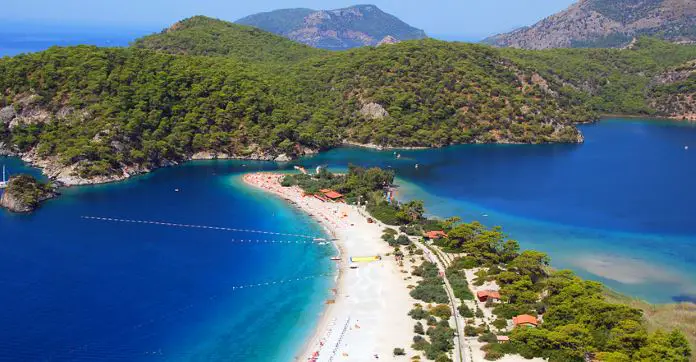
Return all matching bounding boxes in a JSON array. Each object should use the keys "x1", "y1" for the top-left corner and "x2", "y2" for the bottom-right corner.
[
  {"x1": 235, "y1": 4, "x2": 427, "y2": 50},
  {"x1": 483, "y1": 0, "x2": 696, "y2": 49}
]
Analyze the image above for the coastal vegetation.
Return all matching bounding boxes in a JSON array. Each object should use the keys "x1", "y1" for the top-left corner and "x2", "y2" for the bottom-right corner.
[
  {"x1": 426, "y1": 218, "x2": 692, "y2": 362},
  {"x1": 408, "y1": 303, "x2": 456, "y2": 361},
  {"x1": 2, "y1": 16, "x2": 696, "y2": 184},
  {"x1": 290, "y1": 167, "x2": 692, "y2": 361},
  {"x1": 281, "y1": 165, "x2": 393, "y2": 203}
]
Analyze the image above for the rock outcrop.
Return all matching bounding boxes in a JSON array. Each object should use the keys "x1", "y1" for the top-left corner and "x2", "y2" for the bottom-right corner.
[
  {"x1": 484, "y1": 0, "x2": 696, "y2": 49},
  {"x1": 359, "y1": 102, "x2": 389, "y2": 120},
  {"x1": 0, "y1": 175, "x2": 57, "y2": 213}
]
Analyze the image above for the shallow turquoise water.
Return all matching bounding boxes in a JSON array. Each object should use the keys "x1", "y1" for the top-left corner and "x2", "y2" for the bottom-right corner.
[{"x1": 0, "y1": 117, "x2": 694, "y2": 360}]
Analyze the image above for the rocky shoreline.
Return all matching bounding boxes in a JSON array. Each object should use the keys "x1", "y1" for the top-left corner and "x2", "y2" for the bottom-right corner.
[
  {"x1": 1, "y1": 129, "x2": 592, "y2": 189},
  {"x1": 1, "y1": 145, "x2": 319, "y2": 187},
  {"x1": 0, "y1": 174, "x2": 58, "y2": 213}
]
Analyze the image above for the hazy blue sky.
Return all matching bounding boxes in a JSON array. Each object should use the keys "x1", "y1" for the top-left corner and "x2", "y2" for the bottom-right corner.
[{"x1": 1, "y1": 0, "x2": 577, "y2": 40}]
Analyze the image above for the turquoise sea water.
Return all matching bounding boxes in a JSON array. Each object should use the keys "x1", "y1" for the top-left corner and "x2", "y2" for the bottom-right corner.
[
  {"x1": 0, "y1": 118, "x2": 695, "y2": 360},
  {"x1": 0, "y1": 160, "x2": 334, "y2": 361}
]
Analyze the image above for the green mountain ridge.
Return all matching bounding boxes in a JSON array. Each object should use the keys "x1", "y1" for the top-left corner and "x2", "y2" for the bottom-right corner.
[
  {"x1": 235, "y1": 4, "x2": 427, "y2": 50},
  {"x1": 132, "y1": 16, "x2": 324, "y2": 62},
  {"x1": 1, "y1": 16, "x2": 695, "y2": 184}
]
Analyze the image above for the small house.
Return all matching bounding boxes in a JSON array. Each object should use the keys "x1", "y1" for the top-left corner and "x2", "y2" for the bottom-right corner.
[
  {"x1": 476, "y1": 290, "x2": 501, "y2": 302},
  {"x1": 513, "y1": 314, "x2": 538, "y2": 328},
  {"x1": 424, "y1": 230, "x2": 448, "y2": 239},
  {"x1": 320, "y1": 189, "x2": 344, "y2": 201},
  {"x1": 496, "y1": 335, "x2": 510, "y2": 343}
]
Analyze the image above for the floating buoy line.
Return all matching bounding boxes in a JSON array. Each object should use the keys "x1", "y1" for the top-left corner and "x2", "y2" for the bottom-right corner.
[
  {"x1": 80, "y1": 216, "x2": 320, "y2": 239},
  {"x1": 230, "y1": 238, "x2": 331, "y2": 245},
  {"x1": 230, "y1": 273, "x2": 333, "y2": 291}
]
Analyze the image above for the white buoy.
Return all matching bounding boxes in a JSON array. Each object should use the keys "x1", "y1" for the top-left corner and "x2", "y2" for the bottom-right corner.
[{"x1": 685, "y1": 146, "x2": 689, "y2": 150}]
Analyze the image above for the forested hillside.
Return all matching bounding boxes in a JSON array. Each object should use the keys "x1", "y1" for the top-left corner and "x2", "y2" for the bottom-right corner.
[
  {"x1": 1, "y1": 16, "x2": 695, "y2": 184},
  {"x1": 132, "y1": 16, "x2": 324, "y2": 62},
  {"x1": 502, "y1": 38, "x2": 696, "y2": 116}
]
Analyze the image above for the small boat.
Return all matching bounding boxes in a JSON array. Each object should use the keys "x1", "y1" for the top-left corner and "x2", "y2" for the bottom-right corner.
[
  {"x1": 174, "y1": 188, "x2": 180, "y2": 192},
  {"x1": 482, "y1": 213, "x2": 489, "y2": 217},
  {"x1": 0, "y1": 165, "x2": 7, "y2": 189},
  {"x1": 314, "y1": 238, "x2": 326, "y2": 242},
  {"x1": 330, "y1": 256, "x2": 341, "y2": 261},
  {"x1": 685, "y1": 146, "x2": 689, "y2": 150},
  {"x1": 415, "y1": 164, "x2": 419, "y2": 169}
]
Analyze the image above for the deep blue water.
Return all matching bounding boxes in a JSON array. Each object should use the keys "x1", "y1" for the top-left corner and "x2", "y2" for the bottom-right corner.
[
  {"x1": 0, "y1": 160, "x2": 334, "y2": 361},
  {"x1": 296, "y1": 118, "x2": 696, "y2": 303},
  {"x1": 0, "y1": 24, "x2": 154, "y2": 57},
  {"x1": 1, "y1": 118, "x2": 695, "y2": 360}
]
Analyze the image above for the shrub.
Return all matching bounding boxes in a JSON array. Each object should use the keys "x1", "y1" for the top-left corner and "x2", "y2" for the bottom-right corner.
[
  {"x1": 492, "y1": 318, "x2": 508, "y2": 330},
  {"x1": 435, "y1": 354, "x2": 452, "y2": 362},
  {"x1": 393, "y1": 347, "x2": 406, "y2": 356},
  {"x1": 429, "y1": 304, "x2": 452, "y2": 319},
  {"x1": 426, "y1": 324, "x2": 455, "y2": 359},
  {"x1": 409, "y1": 307, "x2": 428, "y2": 320},
  {"x1": 475, "y1": 308, "x2": 485, "y2": 318},
  {"x1": 448, "y1": 271, "x2": 474, "y2": 300},
  {"x1": 484, "y1": 349, "x2": 504, "y2": 361},
  {"x1": 410, "y1": 282, "x2": 449, "y2": 304},
  {"x1": 368, "y1": 201, "x2": 403, "y2": 225},
  {"x1": 451, "y1": 256, "x2": 479, "y2": 269},
  {"x1": 464, "y1": 325, "x2": 479, "y2": 336},
  {"x1": 478, "y1": 332, "x2": 498, "y2": 343},
  {"x1": 412, "y1": 335, "x2": 429, "y2": 351},
  {"x1": 414, "y1": 322, "x2": 425, "y2": 335},
  {"x1": 397, "y1": 234, "x2": 412, "y2": 245},
  {"x1": 458, "y1": 303, "x2": 474, "y2": 318},
  {"x1": 437, "y1": 319, "x2": 451, "y2": 328}
]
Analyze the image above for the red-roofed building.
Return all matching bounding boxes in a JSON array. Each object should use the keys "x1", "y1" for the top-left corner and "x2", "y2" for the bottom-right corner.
[
  {"x1": 319, "y1": 189, "x2": 344, "y2": 201},
  {"x1": 513, "y1": 314, "x2": 538, "y2": 328},
  {"x1": 476, "y1": 290, "x2": 501, "y2": 302},
  {"x1": 424, "y1": 230, "x2": 448, "y2": 239}
]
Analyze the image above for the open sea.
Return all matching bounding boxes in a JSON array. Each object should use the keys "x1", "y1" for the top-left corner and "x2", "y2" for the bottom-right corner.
[{"x1": 1, "y1": 117, "x2": 695, "y2": 360}]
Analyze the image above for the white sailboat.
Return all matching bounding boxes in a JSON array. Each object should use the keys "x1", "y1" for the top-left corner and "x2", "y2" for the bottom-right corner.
[{"x1": 0, "y1": 165, "x2": 7, "y2": 189}]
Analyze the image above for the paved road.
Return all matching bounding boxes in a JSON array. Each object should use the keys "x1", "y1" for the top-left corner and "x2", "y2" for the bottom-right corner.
[{"x1": 412, "y1": 239, "x2": 467, "y2": 362}]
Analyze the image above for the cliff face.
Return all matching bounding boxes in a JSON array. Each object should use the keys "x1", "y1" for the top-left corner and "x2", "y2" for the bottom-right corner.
[
  {"x1": 0, "y1": 175, "x2": 57, "y2": 213},
  {"x1": 236, "y1": 5, "x2": 427, "y2": 50},
  {"x1": 484, "y1": 0, "x2": 696, "y2": 49}
]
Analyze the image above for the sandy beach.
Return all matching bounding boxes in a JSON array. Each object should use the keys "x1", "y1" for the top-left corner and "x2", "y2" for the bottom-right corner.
[{"x1": 243, "y1": 173, "x2": 417, "y2": 361}]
